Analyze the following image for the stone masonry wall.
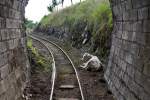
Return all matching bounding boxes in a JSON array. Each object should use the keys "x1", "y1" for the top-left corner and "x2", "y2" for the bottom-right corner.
[
  {"x1": 105, "y1": 0, "x2": 150, "y2": 100},
  {"x1": 0, "y1": 0, "x2": 29, "y2": 100}
]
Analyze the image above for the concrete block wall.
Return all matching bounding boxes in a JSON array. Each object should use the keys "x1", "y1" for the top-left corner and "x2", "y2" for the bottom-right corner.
[
  {"x1": 0, "y1": 0, "x2": 29, "y2": 100},
  {"x1": 105, "y1": 0, "x2": 150, "y2": 100}
]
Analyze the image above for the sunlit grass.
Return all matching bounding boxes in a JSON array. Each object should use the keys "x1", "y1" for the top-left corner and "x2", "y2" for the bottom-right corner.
[{"x1": 27, "y1": 38, "x2": 52, "y2": 72}]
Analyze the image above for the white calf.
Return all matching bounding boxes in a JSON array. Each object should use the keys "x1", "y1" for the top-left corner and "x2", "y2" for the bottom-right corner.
[{"x1": 80, "y1": 53, "x2": 103, "y2": 71}]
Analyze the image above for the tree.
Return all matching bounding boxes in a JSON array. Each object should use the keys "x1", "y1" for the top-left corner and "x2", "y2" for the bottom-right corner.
[
  {"x1": 47, "y1": 0, "x2": 57, "y2": 12},
  {"x1": 62, "y1": 0, "x2": 64, "y2": 7},
  {"x1": 47, "y1": 5, "x2": 54, "y2": 12},
  {"x1": 52, "y1": 0, "x2": 57, "y2": 6},
  {"x1": 47, "y1": 0, "x2": 62, "y2": 12},
  {"x1": 24, "y1": 18, "x2": 38, "y2": 29},
  {"x1": 71, "y1": 0, "x2": 73, "y2": 5}
]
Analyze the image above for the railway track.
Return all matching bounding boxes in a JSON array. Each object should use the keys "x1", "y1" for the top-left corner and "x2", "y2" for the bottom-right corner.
[{"x1": 29, "y1": 34, "x2": 84, "y2": 100}]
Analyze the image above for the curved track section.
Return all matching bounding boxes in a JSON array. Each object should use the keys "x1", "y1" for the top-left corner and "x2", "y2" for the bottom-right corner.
[
  {"x1": 29, "y1": 34, "x2": 84, "y2": 100},
  {"x1": 29, "y1": 36, "x2": 56, "y2": 100}
]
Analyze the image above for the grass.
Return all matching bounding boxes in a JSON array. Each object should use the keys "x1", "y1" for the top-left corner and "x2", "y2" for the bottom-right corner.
[
  {"x1": 39, "y1": 0, "x2": 113, "y2": 61},
  {"x1": 40, "y1": 0, "x2": 112, "y2": 27},
  {"x1": 27, "y1": 38, "x2": 52, "y2": 72}
]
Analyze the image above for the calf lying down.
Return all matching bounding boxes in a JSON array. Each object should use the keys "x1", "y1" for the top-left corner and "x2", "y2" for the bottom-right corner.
[{"x1": 80, "y1": 53, "x2": 103, "y2": 71}]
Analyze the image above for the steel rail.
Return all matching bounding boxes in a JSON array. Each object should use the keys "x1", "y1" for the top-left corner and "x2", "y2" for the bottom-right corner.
[
  {"x1": 29, "y1": 34, "x2": 85, "y2": 100},
  {"x1": 28, "y1": 35, "x2": 56, "y2": 100}
]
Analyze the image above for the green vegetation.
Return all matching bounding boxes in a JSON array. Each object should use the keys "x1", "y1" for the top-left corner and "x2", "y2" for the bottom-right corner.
[
  {"x1": 27, "y1": 38, "x2": 52, "y2": 72},
  {"x1": 25, "y1": 18, "x2": 38, "y2": 32},
  {"x1": 39, "y1": 0, "x2": 112, "y2": 61},
  {"x1": 47, "y1": 0, "x2": 64, "y2": 12},
  {"x1": 41, "y1": 0, "x2": 112, "y2": 27}
]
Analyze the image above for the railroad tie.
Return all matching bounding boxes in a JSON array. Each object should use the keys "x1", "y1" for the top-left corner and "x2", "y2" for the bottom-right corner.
[
  {"x1": 57, "y1": 98, "x2": 79, "y2": 100},
  {"x1": 59, "y1": 85, "x2": 76, "y2": 89}
]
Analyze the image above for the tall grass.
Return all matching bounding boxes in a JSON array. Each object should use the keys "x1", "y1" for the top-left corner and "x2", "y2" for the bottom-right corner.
[
  {"x1": 40, "y1": 0, "x2": 112, "y2": 27},
  {"x1": 39, "y1": 0, "x2": 112, "y2": 60}
]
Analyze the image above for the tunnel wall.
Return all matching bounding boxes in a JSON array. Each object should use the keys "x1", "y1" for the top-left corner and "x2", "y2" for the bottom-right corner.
[
  {"x1": 0, "y1": 0, "x2": 150, "y2": 100},
  {"x1": 105, "y1": 0, "x2": 150, "y2": 100},
  {"x1": 0, "y1": 0, "x2": 29, "y2": 100}
]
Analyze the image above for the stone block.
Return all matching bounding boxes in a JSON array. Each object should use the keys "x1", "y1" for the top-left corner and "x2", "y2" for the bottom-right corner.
[
  {"x1": 6, "y1": 18, "x2": 22, "y2": 29},
  {"x1": 0, "y1": 29, "x2": 10, "y2": 40},
  {"x1": 145, "y1": 33, "x2": 150, "y2": 46},
  {"x1": 5, "y1": 0, "x2": 14, "y2": 8},
  {"x1": 123, "y1": 22, "x2": 133, "y2": 31},
  {"x1": 9, "y1": 9, "x2": 21, "y2": 20},
  {"x1": 0, "y1": 52, "x2": 8, "y2": 67},
  {"x1": 0, "y1": 17, "x2": 5, "y2": 28},
  {"x1": 129, "y1": 10, "x2": 138, "y2": 21},
  {"x1": 125, "y1": 0, "x2": 133, "y2": 10},
  {"x1": 15, "y1": 68, "x2": 22, "y2": 79},
  {"x1": 0, "y1": 0, "x2": 5, "y2": 5},
  {"x1": 6, "y1": 85, "x2": 16, "y2": 100},
  {"x1": 119, "y1": 84, "x2": 128, "y2": 96},
  {"x1": 2, "y1": 6, "x2": 9, "y2": 18},
  {"x1": 0, "y1": 41, "x2": 7, "y2": 53},
  {"x1": 132, "y1": 21, "x2": 143, "y2": 32},
  {"x1": 136, "y1": 32, "x2": 146, "y2": 45},
  {"x1": 125, "y1": 52, "x2": 133, "y2": 64},
  {"x1": 142, "y1": 78, "x2": 150, "y2": 94},
  {"x1": 143, "y1": 20, "x2": 150, "y2": 32},
  {"x1": 0, "y1": 93, "x2": 7, "y2": 100},
  {"x1": 13, "y1": 0, "x2": 20, "y2": 10},
  {"x1": 133, "y1": 58, "x2": 143, "y2": 72},
  {"x1": 127, "y1": 64, "x2": 135, "y2": 78},
  {"x1": 8, "y1": 39, "x2": 19, "y2": 50},
  {"x1": 134, "y1": 70, "x2": 146, "y2": 86},
  {"x1": 143, "y1": 60, "x2": 150, "y2": 77},
  {"x1": 126, "y1": 91, "x2": 138, "y2": 100},
  {"x1": 123, "y1": 73, "x2": 130, "y2": 86},
  {"x1": 141, "y1": 92, "x2": 150, "y2": 100},
  {"x1": 132, "y1": 0, "x2": 143, "y2": 8},
  {"x1": 113, "y1": 5, "x2": 121, "y2": 16},
  {"x1": 0, "y1": 5, "x2": 4, "y2": 17},
  {"x1": 121, "y1": 60, "x2": 127, "y2": 71},
  {"x1": 0, "y1": 64, "x2": 9, "y2": 79},
  {"x1": 0, "y1": 6, "x2": 9, "y2": 18},
  {"x1": 143, "y1": 47, "x2": 150, "y2": 77},
  {"x1": 8, "y1": 72, "x2": 16, "y2": 85},
  {"x1": 142, "y1": 0, "x2": 150, "y2": 7},
  {"x1": 138, "y1": 7, "x2": 149, "y2": 20},
  {"x1": 130, "y1": 43, "x2": 139, "y2": 55},
  {"x1": 122, "y1": 31, "x2": 128, "y2": 40},
  {"x1": 115, "y1": 77, "x2": 121, "y2": 89},
  {"x1": 0, "y1": 81, "x2": 6, "y2": 95},
  {"x1": 117, "y1": 94, "x2": 125, "y2": 100}
]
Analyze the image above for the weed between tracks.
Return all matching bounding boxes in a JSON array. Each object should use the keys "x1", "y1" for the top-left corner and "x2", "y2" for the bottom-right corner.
[
  {"x1": 25, "y1": 38, "x2": 53, "y2": 100},
  {"x1": 27, "y1": 38, "x2": 52, "y2": 72}
]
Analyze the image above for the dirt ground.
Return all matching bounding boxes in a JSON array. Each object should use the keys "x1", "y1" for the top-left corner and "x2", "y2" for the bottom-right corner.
[
  {"x1": 78, "y1": 68, "x2": 115, "y2": 100},
  {"x1": 25, "y1": 65, "x2": 52, "y2": 100},
  {"x1": 25, "y1": 33, "x2": 115, "y2": 100},
  {"x1": 24, "y1": 38, "x2": 52, "y2": 100}
]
